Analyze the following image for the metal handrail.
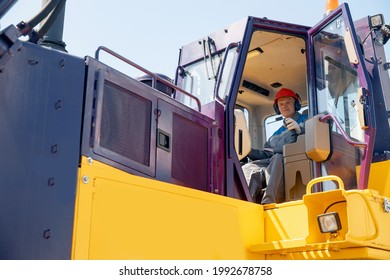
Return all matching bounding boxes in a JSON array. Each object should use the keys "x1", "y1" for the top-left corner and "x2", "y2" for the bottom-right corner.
[
  {"x1": 95, "y1": 46, "x2": 202, "y2": 112},
  {"x1": 346, "y1": 190, "x2": 379, "y2": 241},
  {"x1": 320, "y1": 113, "x2": 367, "y2": 148},
  {"x1": 215, "y1": 42, "x2": 240, "y2": 104},
  {"x1": 306, "y1": 175, "x2": 345, "y2": 194},
  {"x1": 320, "y1": 113, "x2": 371, "y2": 190}
]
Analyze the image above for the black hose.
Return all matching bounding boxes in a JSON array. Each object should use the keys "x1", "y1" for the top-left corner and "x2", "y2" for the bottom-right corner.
[
  {"x1": 0, "y1": 0, "x2": 19, "y2": 20},
  {"x1": 37, "y1": 0, "x2": 66, "y2": 37},
  {"x1": 23, "y1": 0, "x2": 61, "y2": 32},
  {"x1": 324, "y1": 200, "x2": 346, "y2": 213}
]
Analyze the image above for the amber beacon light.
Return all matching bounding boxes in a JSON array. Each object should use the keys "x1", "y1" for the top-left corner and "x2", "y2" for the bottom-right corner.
[{"x1": 325, "y1": 0, "x2": 339, "y2": 15}]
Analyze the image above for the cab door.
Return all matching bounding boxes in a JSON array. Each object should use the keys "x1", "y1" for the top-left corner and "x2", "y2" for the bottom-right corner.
[{"x1": 307, "y1": 3, "x2": 375, "y2": 190}]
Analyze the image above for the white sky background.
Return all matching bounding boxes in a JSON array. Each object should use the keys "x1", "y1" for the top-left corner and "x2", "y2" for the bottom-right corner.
[{"x1": 1, "y1": 0, "x2": 389, "y2": 79}]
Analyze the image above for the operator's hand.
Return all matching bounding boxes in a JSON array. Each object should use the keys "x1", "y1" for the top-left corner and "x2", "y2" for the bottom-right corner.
[{"x1": 284, "y1": 118, "x2": 301, "y2": 134}]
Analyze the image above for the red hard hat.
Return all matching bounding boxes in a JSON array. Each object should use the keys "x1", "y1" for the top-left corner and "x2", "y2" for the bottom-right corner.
[{"x1": 273, "y1": 88, "x2": 298, "y2": 105}]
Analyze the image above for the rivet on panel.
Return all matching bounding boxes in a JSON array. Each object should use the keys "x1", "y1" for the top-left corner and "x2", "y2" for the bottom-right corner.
[
  {"x1": 43, "y1": 229, "x2": 51, "y2": 239},
  {"x1": 55, "y1": 100, "x2": 62, "y2": 110},
  {"x1": 51, "y1": 145, "x2": 58, "y2": 154},
  {"x1": 48, "y1": 177, "x2": 55, "y2": 187},
  {"x1": 59, "y1": 58, "x2": 65, "y2": 68},
  {"x1": 28, "y1": 60, "x2": 38, "y2": 65}
]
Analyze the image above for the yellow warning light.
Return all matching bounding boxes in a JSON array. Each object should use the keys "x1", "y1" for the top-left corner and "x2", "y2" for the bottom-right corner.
[{"x1": 325, "y1": 0, "x2": 339, "y2": 15}]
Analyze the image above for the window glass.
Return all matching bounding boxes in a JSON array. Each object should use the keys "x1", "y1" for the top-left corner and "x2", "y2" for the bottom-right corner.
[
  {"x1": 313, "y1": 16, "x2": 363, "y2": 142},
  {"x1": 217, "y1": 47, "x2": 239, "y2": 101},
  {"x1": 180, "y1": 47, "x2": 238, "y2": 108},
  {"x1": 313, "y1": 15, "x2": 363, "y2": 190}
]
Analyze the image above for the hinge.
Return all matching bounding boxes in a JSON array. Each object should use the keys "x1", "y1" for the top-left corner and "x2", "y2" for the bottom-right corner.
[
  {"x1": 89, "y1": 72, "x2": 99, "y2": 147},
  {"x1": 154, "y1": 108, "x2": 161, "y2": 122}
]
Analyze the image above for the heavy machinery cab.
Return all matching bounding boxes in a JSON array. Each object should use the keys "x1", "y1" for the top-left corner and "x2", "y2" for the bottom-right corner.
[
  {"x1": 1, "y1": 1, "x2": 390, "y2": 260},
  {"x1": 175, "y1": 3, "x2": 390, "y2": 201}
]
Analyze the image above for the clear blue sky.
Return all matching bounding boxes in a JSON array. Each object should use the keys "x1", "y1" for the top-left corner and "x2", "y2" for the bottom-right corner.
[{"x1": 1, "y1": 0, "x2": 389, "y2": 78}]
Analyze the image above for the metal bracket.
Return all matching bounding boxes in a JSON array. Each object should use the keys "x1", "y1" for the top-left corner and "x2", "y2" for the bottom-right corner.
[
  {"x1": 383, "y1": 198, "x2": 390, "y2": 213},
  {"x1": 0, "y1": 25, "x2": 22, "y2": 67}
]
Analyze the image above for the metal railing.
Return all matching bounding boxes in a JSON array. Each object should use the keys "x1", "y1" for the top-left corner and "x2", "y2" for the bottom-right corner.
[
  {"x1": 320, "y1": 113, "x2": 370, "y2": 190},
  {"x1": 320, "y1": 114, "x2": 367, "y2": 148},
  {"x1": 95, "y1": 46, "x2": 202, "y2": 112}
]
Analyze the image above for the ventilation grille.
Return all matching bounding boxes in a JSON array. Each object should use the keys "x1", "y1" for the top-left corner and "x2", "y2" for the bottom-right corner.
[
  {"x1": 172, "y1": 113, "x2": 208, "y2": 190},
  {"x1": 100, "y1": 81, "x2": 152, "y2": 166},
  {"x1": 242, "y1": 80, "x2": 269, "y2": 96}
]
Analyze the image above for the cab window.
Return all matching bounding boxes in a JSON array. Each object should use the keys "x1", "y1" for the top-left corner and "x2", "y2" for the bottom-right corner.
[
  {"x1": 179, "y1": 46, "x2": 239, "y2": 108},
  {"x1": 313, "y1": 15, "x2": 363, "y2": 190},
  {"x1": 314, "y1": 15, "x2": 364, "y2": 142}
]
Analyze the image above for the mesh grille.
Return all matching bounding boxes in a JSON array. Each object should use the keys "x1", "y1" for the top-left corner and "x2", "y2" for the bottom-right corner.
[
  {"x1": 100, "y1": 81, "x2": 151, "y2": 166},
  {"x1": 172, "y1": 113, "x2": 208, "y2": 190}
]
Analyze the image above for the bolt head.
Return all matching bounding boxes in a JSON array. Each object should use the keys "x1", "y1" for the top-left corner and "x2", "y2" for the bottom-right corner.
[{"x1": 82, "y1": 176, "x2": 89, "y2": 184}]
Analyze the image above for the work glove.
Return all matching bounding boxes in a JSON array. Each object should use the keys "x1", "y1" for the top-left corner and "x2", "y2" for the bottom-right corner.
[{"x1": 284, "y1": 118, "x2": 301, "y2": 134}]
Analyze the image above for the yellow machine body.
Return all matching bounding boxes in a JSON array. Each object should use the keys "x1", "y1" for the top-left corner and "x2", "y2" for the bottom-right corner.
[{"x1": 72, "y1": 157, "x2": 390, "y2": 260}]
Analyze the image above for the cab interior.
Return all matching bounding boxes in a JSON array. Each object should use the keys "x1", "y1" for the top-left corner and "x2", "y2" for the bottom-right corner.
[
  {"x1": 236, "y1": 29, "x2": 308, "y2": 148},
  {"x1": 234, "y1": 29, "x2": 310, "y2": 202}
]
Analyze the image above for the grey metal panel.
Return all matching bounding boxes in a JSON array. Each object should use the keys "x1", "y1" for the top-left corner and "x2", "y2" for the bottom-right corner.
[{"x1": 0, "y1": 42, "x2": 85, "y2": 259}]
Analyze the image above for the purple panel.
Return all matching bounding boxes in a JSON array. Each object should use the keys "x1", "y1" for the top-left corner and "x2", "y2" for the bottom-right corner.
[
  {"x1": 171, "y1": 113, "x2": 209, "y2": 191},
  {"x1": 203, "y1": 101, "x2": 226, "y2": 195}
]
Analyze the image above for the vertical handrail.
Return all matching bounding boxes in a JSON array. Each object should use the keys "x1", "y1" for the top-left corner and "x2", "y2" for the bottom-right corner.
[
  {"x1": 215, "y1": 42, "x2": 240, "y2": 104},
  {"x1": 95, "y1": 46, "x2": 202, "y2": 112}
]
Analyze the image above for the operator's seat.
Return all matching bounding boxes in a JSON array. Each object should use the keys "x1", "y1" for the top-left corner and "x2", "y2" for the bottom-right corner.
[
  {"x1": 283, "y1": 111, "x2": 312, "y2": 201},
  {"x1": 234, "y1": 109, "x2": 251, "y2": 161}
]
